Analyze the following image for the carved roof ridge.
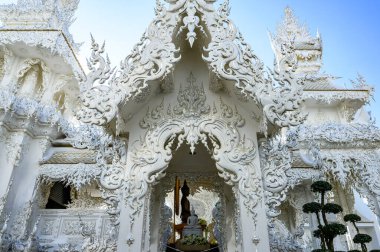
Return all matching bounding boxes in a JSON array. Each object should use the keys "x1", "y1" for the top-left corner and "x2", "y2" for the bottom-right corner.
[
  {"x1": 78, "y1": 0, "x2": 306, "y2": 130},
  {"x1": 0, "y1": 0, "x2": 79, "y2": 38}
]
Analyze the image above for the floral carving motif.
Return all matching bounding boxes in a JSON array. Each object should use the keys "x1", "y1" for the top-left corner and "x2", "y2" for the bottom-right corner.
[
  {"x1": 61, "y1": 220, "x2": 96, "y2": 235},
  {"x1": 173, "y1": 73, "x2": 210, "y2": 117}
]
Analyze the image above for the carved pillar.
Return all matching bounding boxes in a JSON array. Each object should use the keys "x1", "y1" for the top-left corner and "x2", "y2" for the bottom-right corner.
[
  {"x1": 7, "y1": 136, "x2": 49, "y2": 241},
  {"x1": 0, "y1": 131, "x2": 24, "y2": 216},
  {"x1": 116, "y1": 178, "x2": 147, "y2": 252},
  {"x1": 236, "y1": 171, "x2": 270, "y2": 252},
  {"x1": 0, "y1": 47, "x2": 18, "y2": 91}
]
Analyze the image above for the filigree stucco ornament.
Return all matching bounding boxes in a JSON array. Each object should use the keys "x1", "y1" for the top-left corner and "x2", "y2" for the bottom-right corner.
[
  {"x1": 126, "y1": 73, "x2": 262, "y2": 229},
  {"x1": 302, "y1": 90, "x2": 372, "y2": 104},
  {"x1": 260, "y1": 133, "x2": 294, "y2": 218},
  {"x1": 269, "y1": 219, "x2": 303, "y2": 252},
  {"x1": 78, "y1": 0, "x2": 305, "y2": 128},
  {"x1": 296, "y1": 122, "x2": 380, "y2": 148},
  {"x1": 76, "y1": 36, "x2": 117, "y2": 125},
  {"x1": 176, "y1": 0, "x2": 207, "y2": 47},
  {"x1": 212, "y1": 201, "x2": 226, "y2": 249},
  {"x1": 77, "y1": 17, "x2": 180, "y2": 124},
  {"x1": 0, "y1": 0, "x2": 84, "y2": 77},
  {"x1": 0, "y1": 179, "x2": 12, "y2": 221},
  {"x1": 269, "y1": 6, "x2": 323, "y2": 75},
  {"x1": 350, "y1": 73, "x2": 374, "y2": 98},
  {"x1": 80, "y1": 214, "x2": 117, "y2": 252},
  {"x1": 0, "y1": 85, "x2": 125, "y2": 225},
  {"x1": 289, "y1": 123, "x2": 380, "y2": 217},
  {"x1": 39, "y1": 164, "x2": 101, "y2": 189}
]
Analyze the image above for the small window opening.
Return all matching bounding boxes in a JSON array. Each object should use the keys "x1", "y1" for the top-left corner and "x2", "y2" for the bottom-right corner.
[{"x1": 45, "y1": 182, "x2": 72, "y2": 209}]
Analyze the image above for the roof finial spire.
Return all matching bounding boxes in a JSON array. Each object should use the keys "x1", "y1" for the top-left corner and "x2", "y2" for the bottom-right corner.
[{"x1": 270, "y1": 6, "x2": 323, "y2": 74}]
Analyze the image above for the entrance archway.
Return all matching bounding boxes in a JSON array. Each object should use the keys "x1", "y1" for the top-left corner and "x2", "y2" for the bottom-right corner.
[
  {"x1": 116, "y1": 78, "x2": 270, "y2": 251},
  {"x1": 150, "y1": 142, "x2": 236, "y2": 252}
]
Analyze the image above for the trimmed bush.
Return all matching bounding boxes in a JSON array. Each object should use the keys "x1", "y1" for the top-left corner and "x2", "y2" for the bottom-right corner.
[
  {"x1": 311, "y1": 181, "x2": 332, "y2": 193},
  {"x1": 344, "y1": 213, "x2": 362, "y2": 223},
  {"x1": 353, "y1": 233, "x2": 372, "y2": 244},
  {"x1": 322, "y1": 223, "x2": 347, "y2": 238},
  {"x1": 323, "y1": 203, "x2": 343, "y2": 214},
  {"x1": 303, "y1": 202, "x2": 322, "y2": 214}
]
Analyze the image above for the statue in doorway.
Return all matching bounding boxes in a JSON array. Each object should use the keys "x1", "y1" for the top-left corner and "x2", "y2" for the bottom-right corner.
[{"x1": 180, "y1": 180, "x2": 191, "y2": 223}]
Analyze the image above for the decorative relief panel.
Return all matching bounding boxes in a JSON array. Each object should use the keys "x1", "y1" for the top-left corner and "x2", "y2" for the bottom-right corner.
[
  {"x1": 61, "y1": 219, "x2": 96, "y2": 236},
  {"x1": 39, "y1": 218, "x2": 59, "y2": 236},
  {"x1": 260, "y1": 134, "x2": 294, "y2": 218},
  {"x1": 35, "y1": 210, "x2": 115, "y2": 251}
]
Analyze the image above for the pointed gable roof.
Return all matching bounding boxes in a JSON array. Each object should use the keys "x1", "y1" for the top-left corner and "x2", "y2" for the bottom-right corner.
[{"x1": 78, "y1": 0, "x2": 306, "y2": 129}]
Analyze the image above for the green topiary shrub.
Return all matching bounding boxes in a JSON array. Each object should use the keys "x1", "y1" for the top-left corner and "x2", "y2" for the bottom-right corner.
[
  {"x1": 323, "y1": 203, "x2": 343, "y2": 214},
  {"x1": 303, "y1": 202, "x2": 322, "y2": 214},
  {"x1": 303, "y1": 181, "x2": 346, "y2": 251},
  {"x1": 353, "y1": 234, "x2": 372, "y2": 244},
  {"x1": 344, "y1": 213, "x2": 377, "y2": 252},
  {"x1": 311, "y1": 181, "x2": 332, "y2": 193},
  {"x1": 322, "y1": 223, "x2": 347, "y2": 238},
  {"x1": 344, "y1": 214, "x2": 361, "y2": 223}
]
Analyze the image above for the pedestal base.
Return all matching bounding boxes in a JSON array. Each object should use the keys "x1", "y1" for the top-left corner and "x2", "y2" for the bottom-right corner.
[{"x1": 176, "y1": 242, "x2": 210, "y2": 252}]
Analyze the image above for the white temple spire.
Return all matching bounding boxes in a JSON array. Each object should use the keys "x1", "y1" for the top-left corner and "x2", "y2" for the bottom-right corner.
[{"x1": 270, "y1": 6, "x2": 323, "y2": 74}]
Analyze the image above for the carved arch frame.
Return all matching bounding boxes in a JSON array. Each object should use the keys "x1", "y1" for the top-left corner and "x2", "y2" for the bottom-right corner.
[
  {"x1": 123, "y1": 97, "x2": 263, "y2": 246},
  {"x1": 154, "y1": 173, "x2": 229, "y2": 251}
]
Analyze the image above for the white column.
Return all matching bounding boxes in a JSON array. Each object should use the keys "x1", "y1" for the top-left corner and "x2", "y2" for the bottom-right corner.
[
  {"x1": 117, "y1": 187, "x2": 148, "y2": 252},
  {"x1": 237, "y1": 190, "x2": 270, "y2": 252}
]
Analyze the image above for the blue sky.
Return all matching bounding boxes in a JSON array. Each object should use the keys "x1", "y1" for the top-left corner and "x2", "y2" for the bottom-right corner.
[{"x1": 3, "y1": 0, "x2": 380, "y2": 124}]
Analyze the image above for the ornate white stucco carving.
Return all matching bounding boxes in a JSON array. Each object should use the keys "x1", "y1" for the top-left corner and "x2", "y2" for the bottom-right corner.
[
  {"x1": 0, "y1": 0, "x2": 80, "y2": 59},
  {"x1": 269, "y1": 7, "x2": 322, "y2": 74},
  {"x1": 289, "y1": 123, "x2": 380, "y2": 219},
  {"x1": 10, "y1": 200, "x2": 33, "y2": 240},
  {"x1": 260, "y1": 133, "x2": 296, "y2": 218},
  {"x1": 126, "y1": 73, "x2": 262, "y2": 230},
  {"x1": 303, "y1": 90, "x2": 371, "y2": 104},
  {"x1": 0, "y1": 179, "x2": 12, "y2": 221},
  {"x1": 269, "y1": 219, "x2": 303, "y2": 252},
  {"x1": 350, "y1": 73, "x2": 374, "y2": 97},
  {"x1": 78, "y1": 0, "x2": 306, "y2": 128},
  {"x1": 0, "y1": 0, "x2": 79, "y2": 33},
  {"x1": 39, "y1": 164, "x2": 101, "y2": 189},
  {"x1": 297, "y1": 122, "x2": 380, "y2": 147},
  {"x1": 1, "y1": 1, "x2": 380, "y2": 251},
  {"x1": 288, "y1": 188, "x2": 312, "y2": 248},
  {"x1": 36, "y1": 210, "x2": 116, "y2": 250}
]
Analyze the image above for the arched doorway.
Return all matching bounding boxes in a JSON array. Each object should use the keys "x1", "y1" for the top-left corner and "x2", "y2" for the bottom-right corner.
[
  {"x1": 149, "y1": 142, "x2": 238, "y2": 251},
  {"x1": 116, "y1": 83, "x2": 270, "y2": 251}
]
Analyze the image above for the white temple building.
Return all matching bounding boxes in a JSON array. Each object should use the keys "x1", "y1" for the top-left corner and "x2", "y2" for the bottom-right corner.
[{"x1": 0, "y1": 0, "x2": 380, "y2": 251}]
